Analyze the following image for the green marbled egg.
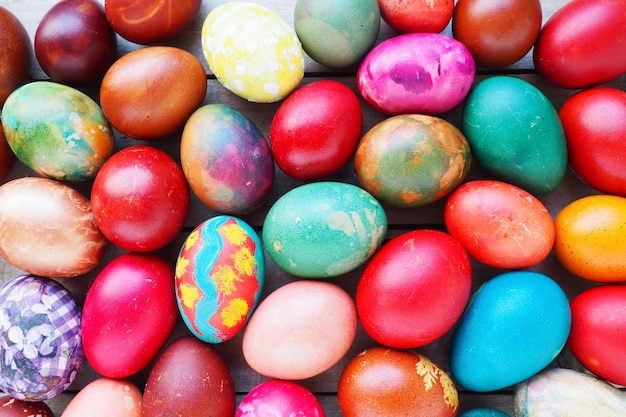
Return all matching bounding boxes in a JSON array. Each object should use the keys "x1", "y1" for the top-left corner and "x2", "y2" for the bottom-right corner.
[
  {"x1": 1, "y1": 81, "x2": 114, "y2": 181},
  {"x1": 262, "y1": 181, "x2": 387, "y2": 278}
]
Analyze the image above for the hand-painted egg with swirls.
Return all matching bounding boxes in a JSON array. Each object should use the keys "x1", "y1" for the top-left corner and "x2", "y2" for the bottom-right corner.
[{"x1": 175, "y1": 215, "x2": 265, "y2": 344}]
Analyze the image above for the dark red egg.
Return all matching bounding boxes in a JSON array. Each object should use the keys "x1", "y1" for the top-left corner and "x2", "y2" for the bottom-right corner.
[
  {"x1": 0, "y1": 394, "x2": 54, "y2": 416},
  {"x1": 0, "y1": 6, "x2": 32, "y2": 107},
  {"x1": 0, "y1": 120, "x2": 14, "y2": 180}
]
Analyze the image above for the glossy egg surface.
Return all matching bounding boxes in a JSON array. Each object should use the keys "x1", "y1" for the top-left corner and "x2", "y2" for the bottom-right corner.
[
  {"x1": 236, "y1": 380, "x2": 325, "y2": 417},
  {"x1": 0, "y1": 395, "x2": 54, "y2": 417},
  {"x1": 378, "y1": 0, "x2": 453, "y2": 33}
]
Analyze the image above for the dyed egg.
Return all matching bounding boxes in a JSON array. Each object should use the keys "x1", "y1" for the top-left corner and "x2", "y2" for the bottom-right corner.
[
  {"x1": 180, "y1": 104, "x2": 274, "y2": 215},
  {"x1": 355, "y1": 114, "x2": 471, "y2": 207},
  {"x1": 357, "y1": 230, "x2": 472, "y2": 348},
  {"x1": 0, "y1": 395, "x2": 54, "y2": 417},
  {"x1": 357, "y1": 33, "x2": 475, "y2": 115},
  {"x1": 144, "y1": 336, "x2": 235, "y2": 417},
  {"x1": 460, "y1": 408, "x2": 511, "y2": 417},
  {"x1": 450, "y1": 270, "x2": 571, "y2": 392},
  {"x1": 554, "y1": 194, "x2": 626, "y2": 283},
  {"x1": 514, "y1": 368, "x2": 626, "y2": 417},
  {"x1": 61, "y1": 378, "x2": 142, "y2": 417},
  {"x1": 242, "y1": 280, "x2": 357, "y2": 380},
  {"x1": 202, "y1": 2, "x2": 304, "y2": 103},
  {"x1": 569, "y1": 285, "x2": 626, "y2": 386},
  {"x1": 176, "y1": 215, "x2": 265, "y2": 344},
  {"x1": 0, "y1": 6, "x2": 32, "y2": 108},
  {"x1": 2, "y1": 81, "x2": 114, "y2": 181},
  {"x1": 262, "y1": 181, "x2": 387, "y2": 278},
  {"x1": 294, "y1": 0, "x2": 380, "y2": 68},
  {"x1": 0, "y1": 275, "x2": 83, "y2": 401},
  {"x1": 444, "y1": 180, "x2": 555, "y2": 270},
  {"x1": 338, "y1": 347, "x2": 458, "y2": 417},
  {"x1": 378, "y1": 0, "x2": 453, "y2": 33},
  {"x1": 82, "y1": 253, "x2": 178, "y2": 378},
  {"x1": 462, "y1": 76, "x2": 567, "y2": 195},
  {"x1": 0, "y1": 120, "x2": 13, "y2": 179},
  {"x1": 0, "y1": 177, "x2": 107, "y2": 278},
  {"x1": 236, "y1": 380, "x2": 325, "y2": 417}
]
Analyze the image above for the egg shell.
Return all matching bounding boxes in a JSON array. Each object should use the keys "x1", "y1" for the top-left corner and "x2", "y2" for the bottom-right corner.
[
  {"x1": 357, "y1": 33, "x2": 475, "y2": 115},
  {"x1": 81, "y1": 253, "x2": 178, "y2": 378},
  {"x1": 242, "y1": 280, "x2": 357, "y2": 380},
  {"x1": 514, "y1": 367, "x2": 626, "y2": 417},
  {"x1": 294, "y1": 0, "x2": 380, "y2": 68},
  {"x1": 236, "y1": 380, "x2": 325, "y2": 417},
  {"x1": 0, "y1": 275, "x2": 84, "y2": 401},
  {"x1": 202, "y1": 2, "x2": 304, "y2": 103},
  {"x1": 462, "y1": 76, "x2": 567, "y2": 195},
  {"x1": 180, "y1": 103, "x2": 274, "y2": 215},
  {"x1": 0, "y1": 120, "x2": 14, "y2": 179},
  {"x1": 0, "y1": 394, "x2": 54, "y2": 417},
  {"x1": 60, "y1": 378, "x2": 142, "y2": 417},
  {"x1": 0, "y1": 177, "x2": 107, "y2": 278},
  {"x1": 176, "y1": 215, "x2": 265, "y2": 344},
  {"x1": 355, "y1": 114, "x2": 472, "y2": 207},
  {"x1": 143, "y1": 335, "x2": 235, "y2": 417},
  {"x1": 263, "y1": 181, "x2": 387, "y2": 278},
  {"x1": 378, "y1": 0, "x2": 454, "y2": 33},
  {"x1": 459, "y1": 408, "x2": 511, "y2": 417},
  {"x1": 449, "y1": 270, "x2": 571, "y2": 392},
  {"x1": 0, "y1": 6, "x2": 32, "y2": 108},
  {"x1": 338, "y1": 347, "x2": 458, "y2": 417},
  {"x1": 100, "y1": 46, "x2": 207, "y2": 140},
  {"x1": 2, "y1": 81, "x2": 114, "y2": 181}
]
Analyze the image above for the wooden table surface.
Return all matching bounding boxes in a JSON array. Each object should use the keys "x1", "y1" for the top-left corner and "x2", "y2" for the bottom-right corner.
[{"x1": 1, "y1": 0, "x2": 625, "y2": 415}]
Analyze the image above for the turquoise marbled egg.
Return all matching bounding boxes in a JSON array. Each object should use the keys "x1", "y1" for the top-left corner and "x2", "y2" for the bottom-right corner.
[
  {"x1": 462, "y1": 76, "x2": 567, "y2": 195},
  {"x1": 449, "y1": 270, "x2": 571, "y2": 392},
  {"x1": 263, "y1": 182, "x2": 387, "y2": 278}
]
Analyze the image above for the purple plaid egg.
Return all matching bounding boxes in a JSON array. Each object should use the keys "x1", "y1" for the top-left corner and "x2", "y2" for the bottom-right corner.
[{"x1": 0, "y1": 275, "x2": 84, "y2": 401}]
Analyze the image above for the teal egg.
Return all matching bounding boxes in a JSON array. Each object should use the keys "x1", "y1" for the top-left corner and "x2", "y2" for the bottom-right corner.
[
  {"x1": 449, "y1": 270, "x2": 571, "y2": 392},
  {"x1": 1, "y1": 81, "x2": 114, "y2": 181},
  {"x1": 460, "y1": 408, "x2": 511, "y2": 417},
  {"x1": 462, "y1": 76, "x2": 567, "y2": 195},
  {"x1": 262, "y1": 181, "x2": 387, "y2": 278},
  {"x1": 294, "y1": 0, "x2": 381, "y2": 68}
]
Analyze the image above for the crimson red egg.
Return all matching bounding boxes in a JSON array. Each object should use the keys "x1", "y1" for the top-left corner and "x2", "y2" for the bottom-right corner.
[
  {"x1": 81, "y1": 252, "x2": 179, "y2": 378},
  {"x1": 378, "y1": 0, "x2": 453, "y2": 33},
  {"x1": 91, "y1": 145, "x2": 189, "y2": 252},
  {"x1": 236, "y1": 380, "x2": 325, "y2": 417},
  {"x1": 270, "y1": 80, "x2": 362, "y2": 180}
]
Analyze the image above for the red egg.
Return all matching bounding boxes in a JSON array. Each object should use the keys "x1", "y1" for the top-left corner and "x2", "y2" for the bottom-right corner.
[
  {"x1": 35, "y1": 0, "x2": 117, "y2": 85},
  {"x1": 91, "y1": 145, "x2": 189, "y2": 252},
  {"x1": 270, "y1": 80, "x2": 362, "y2": 181},
  {"x1": 357, "y1": 229, "x2": 472, "y2": 348},
  {"x1": 0, "y1": 6, "x2": 32, "y2": 107},
  {"x1": 0, "y1": 120, "x2": 14, "y2": 179},
  {"x1": 378, "y1": 0, "x2": 453, "y2": 33},
  {"x1": 0, "y1": 395, "x2": 54, "y2": 417},
  {"x1": 81, "y1": 252, "x2": 178, "y2": 378},
  {"x1": 236, "y1": 380, "x2": 325, "y2": 417},
  {"x1": 568, "y1": 285, "x2": 626, "y2": 386}
]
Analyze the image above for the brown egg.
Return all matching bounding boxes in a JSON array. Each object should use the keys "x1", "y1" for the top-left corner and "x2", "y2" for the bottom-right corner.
[
  {"x1": 0, "y1": 177, "x2": 107, "y2": 278},
  {"x1": 452, "y1": 0, "x2": 542, "y2": 67},
  {"x1": 0, "y1": 120, "x2": 14, "y2": 180},
  {"x1": 0, "y1": 395, "x2": 54, "y2": 417},
  {"x1": 61, "y1": 378, "x2": 142, "y2": 417},
  {"x1": 0, "y1": 6, "x2": 32, "y2": 108},
  {"x1": 100, "y1": 46, "x2": 207, "y2": 140},
  {"x1": 338, "y1": 347, "x2": 459, "y2": 417},
  {"x1": 143, "y1": 335, "x2": 236, "y2": 417}
]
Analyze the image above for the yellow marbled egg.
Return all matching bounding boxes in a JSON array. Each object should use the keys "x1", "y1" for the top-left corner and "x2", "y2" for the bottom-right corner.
[{"x1": 201, "y1": 2, "x2": 304, "y2": 103}]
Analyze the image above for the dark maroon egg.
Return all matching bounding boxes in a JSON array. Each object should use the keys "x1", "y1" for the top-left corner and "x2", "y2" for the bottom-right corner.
[
  {"x1": 0, "y1": 394, "x2": 54, "y2": 416},
  {"x1": 0, "y1": 120, "x2": 14, "y2": 180},
  {"x1": 0, "y1": 6, "x2": 32, "y2": 107}
]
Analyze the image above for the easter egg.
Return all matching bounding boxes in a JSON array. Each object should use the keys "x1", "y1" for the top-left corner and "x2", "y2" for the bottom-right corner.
[
  {"x1": 262, "y1": 181, "x2": 387, "y2": 278},
  {"x1": 294, "y1": 0, "x2": 380, "y2": 68},
  {"x1": 100, "y1": 46, "x2": 207, "y2": 140},
  {"x1": 236, "y1": 380, "x2": 325, "y2": 417},
  {"x1": 0, "y1": 6, "x2": 32, "y2": 108},
  {"x1": 176, "y1": 215, "x2": 265, "y2": 344},
  {"x1": 444, "y1": 180, "x2": 555, "y2": 269},
  {"x1": 2, "y1": 81, "x2": 114, "y2": 181},
  {"x1": 356, "y1": 229, "x2": 472, "y2": 348},
  {"x1": 460, "y1": 408, "x2": 511, "y2": 417},
  {"x1": 270, "y1": 80, "x2": 362, "y2": 180},
  {"x1": 81, "y1": 253, "x2": 178, "y2": 378},
  {"x1": 554, "y1": 194, "x2": 626, "y2": 283},
  {"x1": 378, "y1": 0, "x2": 453, "y2": 33},
  {"x1": 462, "y1": 76, "x2": 567, "y2": 195},
  {"x1": 61, "y1": 378, "x2": 142, "y2": 417},
  {"x1": 0, "y1": 177, "x2": 107, "y2": 278},
  {"x1": 0, "y1": 275, "x2": 83, "y2": 401},
  {"x1": 355, "y1": 114, "x2": 471, "y2": 208},
  {"x1": 338, "y1": 347, "x2": 458, "y2": 417},
  {"x1": 180, "y1": 104, "x2": 274, "y2": 215},
  {"x1": 0, "y1": 120, "x2": 13, "y2": 179},
  {"x1": 0, "y1": 395, "x2": 54, "y2": 417},
  {"x1": 242, "y1": 280, "x2": 357, "y2": 380},
  {"x1": 357, "y1": 33, "x2": 475, "y2": 115},
  {"x1": 143, "y1": 336, "x2": 236, "y2": 417},
  {"x1": 569, "y1": 285, "x2": 626, "y2": 386},
  {"x1": 449, "y1": 270, "x2": 571, "y2": 392},
  {"x1": 202, "y1": 2, "x2": 304, "y2": 103}
]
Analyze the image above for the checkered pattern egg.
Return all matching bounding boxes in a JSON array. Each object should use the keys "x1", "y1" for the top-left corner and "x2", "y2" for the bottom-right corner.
[
  {"x1": 0, "y1": 275, "x2": 83, "y2": 401},
  {"x1": 201, "y1": 2, "x2": 304, "y2": 103}
]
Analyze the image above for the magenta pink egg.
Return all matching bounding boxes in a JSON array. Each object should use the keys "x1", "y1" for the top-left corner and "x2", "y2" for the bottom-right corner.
[{"x1": 236, "y1": 380, "x2": 325, "y2": 417}]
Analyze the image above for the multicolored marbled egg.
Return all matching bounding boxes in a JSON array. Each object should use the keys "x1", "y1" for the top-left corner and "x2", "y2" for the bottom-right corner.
[
  {"x1": 175, "y1": 215, "x2": 265, "y2": 344},
  {"x1": 201, "y1": 2, "x2": 304, "y2": 103},
  {"x1": 1, "y1": 81, "x2": 114, "y2": 181}
]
